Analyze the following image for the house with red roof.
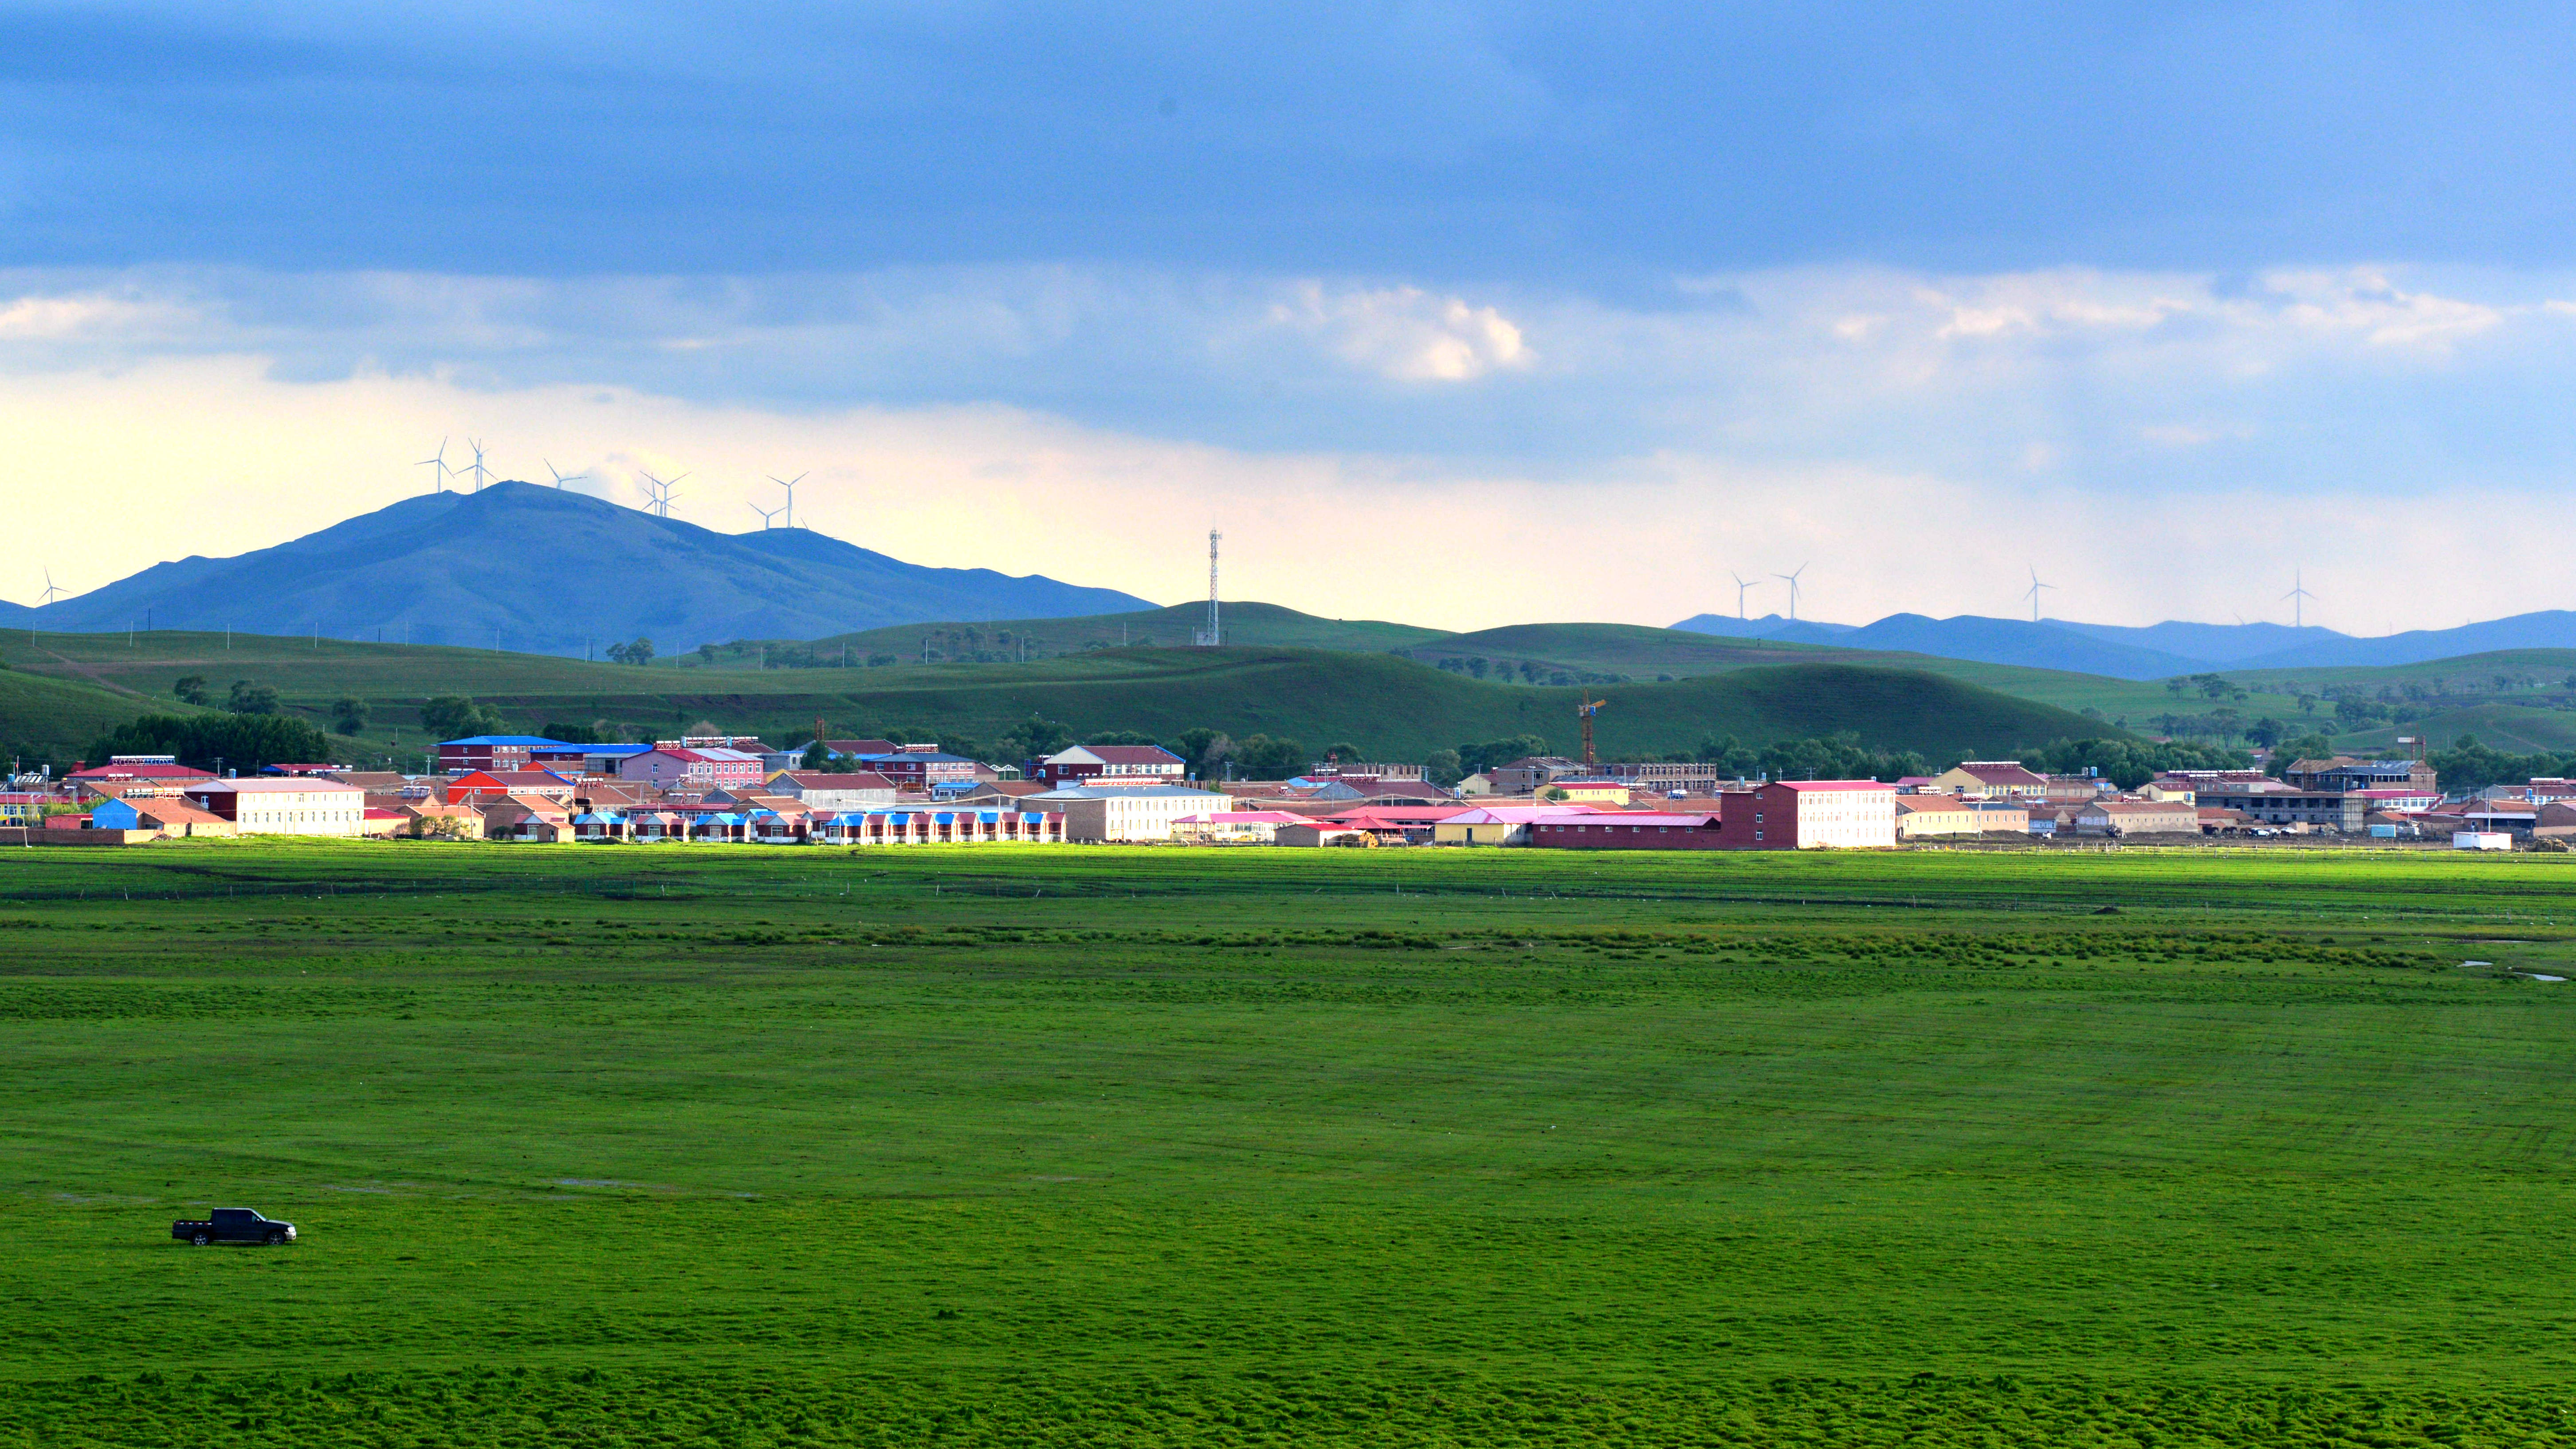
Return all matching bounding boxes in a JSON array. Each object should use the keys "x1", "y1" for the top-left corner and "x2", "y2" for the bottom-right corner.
[
  {"x1": 1030, "y1": 743, "x2": 1187, "y2": 787},
  {"x1": 67, "y1": 757, "x2": 214, "y2": 798}
]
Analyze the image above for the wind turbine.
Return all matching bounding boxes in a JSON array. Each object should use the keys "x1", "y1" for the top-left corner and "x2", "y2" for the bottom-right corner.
[
  {"x1": 464, "y1": 439, "x2": 491, "y2": 492},
  {"x1": 1774, "y1": 562, "x2": 1809, "y2": 622},
  {"x1": 545, "y1": 459, "x2": 591, "y2": 490},
  {"x1": 748, "y1": 501, "x2": 781, "y2": 530},
  {"x1": 415, "y1": 437, "x2": 453, "y2": 494},
  {"x1": 1731, "y1": 572, "x2": 1759, "y2": 620},
  {"x1": 637, "y1": 469, "x2": 690, "y2": 519},
  {"x1": 2023, "y1": 565, "x2": 2055, "y2": 623},
  {"x1": 38, "y1": 567, "x2": 66, "y2": 605},
  {"x1": 767, "y1": 472, "x2": 806, "y2": 529},
  {"x1": 2282, "y1": 569, "x2": 2317, "y2": 629}
]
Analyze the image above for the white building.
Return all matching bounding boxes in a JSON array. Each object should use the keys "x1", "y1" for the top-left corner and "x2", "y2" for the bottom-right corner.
[
  {"x1": 1025, "y1": 785, "x2": 1232, "y2": 842},
  {"x1": 179, "y1": 779, "x2": 367, "y2": 837},
  {"x1": 1719, "y1": 780, "x2": 1897, "y2": 849}
]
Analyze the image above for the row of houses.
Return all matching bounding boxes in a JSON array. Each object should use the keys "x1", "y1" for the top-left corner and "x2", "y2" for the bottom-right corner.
[{"x1": 18, "y1": 732, "x2": 2545, "y2": 852}]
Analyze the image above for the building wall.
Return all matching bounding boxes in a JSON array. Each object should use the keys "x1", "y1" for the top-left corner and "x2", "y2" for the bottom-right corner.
[
  {"x1": 1896, "y1": 804, "x2": 1980, "y2": 838},
  {"x1": 1718, "y1": 784, "x2": 1896, "y2": 848},
  {"x1": 1052, "y1": 792, "x2": 1227, "y2": 842},
  {"x1": 1530, "y1": 820, "x2": 1724, "y2": 850},
  {"x1": 184, "y1": 785, "x2": 365, "y2": 836}
]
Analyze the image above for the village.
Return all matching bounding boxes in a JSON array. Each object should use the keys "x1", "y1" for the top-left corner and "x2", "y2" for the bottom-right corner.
[{"x1": 1, "y1": 729, "x2": 2560, "y2": 852}]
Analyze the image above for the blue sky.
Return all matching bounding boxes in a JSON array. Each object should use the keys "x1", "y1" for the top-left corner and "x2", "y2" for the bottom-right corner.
[{"x1": 4, "y1": 3, "x2": 2575, "y2": 628}]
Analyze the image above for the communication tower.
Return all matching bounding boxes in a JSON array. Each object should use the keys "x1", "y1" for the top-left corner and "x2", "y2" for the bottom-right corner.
[{"x1": 1193, "y1": 530, "x2": 1222, "y2": 646}]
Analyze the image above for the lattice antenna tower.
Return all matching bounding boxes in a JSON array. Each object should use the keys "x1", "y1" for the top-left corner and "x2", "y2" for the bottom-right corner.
[{"x1": 1193, "y1": 530, "x2": 1222, "y2": 646}]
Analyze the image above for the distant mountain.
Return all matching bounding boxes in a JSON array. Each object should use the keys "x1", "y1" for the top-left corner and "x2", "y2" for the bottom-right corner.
[
  {"x1": 2225, "y1": 612, "x2": 2576, "y2": 670},
  {"x1": 1672, "y1": 607, "x2": 2576, "y2": 680},
  {"x1": 2046, "y1": 619, "x2": 2317, "y2": 664},
  {"x1": 1668, "y1": 612, "x2": 1859, "y2": 645},
  {"x1": 0, "y1": 483, "x2": 1154, "y2": 655},
  {"x1": 1674, "y1": 612, "x2": 2200, "y2": 679}
]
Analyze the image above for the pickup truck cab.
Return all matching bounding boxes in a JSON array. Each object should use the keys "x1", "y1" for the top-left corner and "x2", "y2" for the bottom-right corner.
[{"x1": 171, "y1": 1209, "x2": 298, "y2": 1246}]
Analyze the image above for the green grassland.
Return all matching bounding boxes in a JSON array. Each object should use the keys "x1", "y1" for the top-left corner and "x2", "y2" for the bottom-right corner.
[
  {"x1": 1, "y1": 844, "x2": 2573, "y2": 1445},
  {"x1": 4, "y1": 631, "x2": 2113, "y2": 765},
  {"x1": 0, "y1": 664, "x2": 200, "y2": 762},
  {"x1": 23, "y1": 619, "x2": 2576, "y2": 770}
]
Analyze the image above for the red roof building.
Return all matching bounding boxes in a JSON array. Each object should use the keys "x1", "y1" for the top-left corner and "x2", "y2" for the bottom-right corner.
[
  {"x1": 67, "y1": 760, "x2": 215, "y2": 798},
  {"x1": 444, "y1": 769, "x2": 583, "y2": 805},
  {"x1": 1031, "y1": 743, "x2": 1188, "y2": 787},
  {"x1": 1530, "y1": 811, "x2": 1726, "y2": 849}
]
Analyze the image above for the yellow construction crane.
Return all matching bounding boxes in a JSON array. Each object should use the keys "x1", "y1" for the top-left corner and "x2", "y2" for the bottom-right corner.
[{"x1": 1577, "y1": 696, "x2": 1606, "y2": 766}]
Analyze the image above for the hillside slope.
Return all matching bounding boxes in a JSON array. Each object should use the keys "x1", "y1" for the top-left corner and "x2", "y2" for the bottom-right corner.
[
  {"x1": 789, "y1": 601, "x2": 1451, "y2": 662},
  {"x1": 0, "y1": 484, "x2": 1152, "y2": 654},
  {"x1": 0, "y1": 656, "x2": 195, "y2": 763}
]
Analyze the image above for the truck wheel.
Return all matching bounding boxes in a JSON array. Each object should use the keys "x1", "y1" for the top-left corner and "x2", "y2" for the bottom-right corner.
[
  {"x1": 266, "y1": 1230, "x2": 287, "y2": 1245},
  {"x1": 192, "y1": 1231, "x2": 210, "y2": 1246}
]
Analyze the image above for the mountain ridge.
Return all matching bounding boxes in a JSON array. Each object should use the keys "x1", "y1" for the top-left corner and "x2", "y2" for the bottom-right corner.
[
  {"x1": 0, "y1": 483, "x2": 1154, "y2": 656},
  {"x1": 1672, "y1": 609, "x2": 2576, "y2": 679}
]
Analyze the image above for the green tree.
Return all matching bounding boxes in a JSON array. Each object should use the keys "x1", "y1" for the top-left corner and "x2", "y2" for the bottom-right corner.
[
  {"x1": 1004, "y1": 715, "x2": 1076, "y2": 760},
  {"x1": 697, "y1": 643, "x2": 718, "y2": 663},
  {"x1": 1321, "y1": 741, "x2": 1365, "y2": 766},
  {"x1": 421, "y1": 696, "x2": 505, "y2": 740},
  {"x1": 1170, "y1": 728, "x2": 1231, "y2": 781},
  {"x1": 539, "y1": 719, "x2": 603, "y2": 744},
  {"x1": 1422, "y1": 748, "x2": 1464, "y2": 788},
  {"x1": 1084, "y1": 730, "x2": 1161, "y2": 747},
  {"x1": 1456, "y1": 735, "x2": 1552, "y2": 776},
  {"x1": 800, "y1": 739, "x2": 832, "y2": 770},
  {"x1": 329, "y1": 695, "x2": 369, "y2": 734},
  {"x1": 172, "y1": 675, "x2": 209, "y2": 707},
  {"x1": 1229, "y1": 734, "x2": 1305, "y2": 779},
  {"x1": 86, "y1": 713, "x2": 332, "y2": 774},
  {"x1": 226, "y1": 680, "x2": 280, "y2": 715}
]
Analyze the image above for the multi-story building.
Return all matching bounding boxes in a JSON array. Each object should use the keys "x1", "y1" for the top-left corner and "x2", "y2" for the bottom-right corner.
[
  {"x1": 2282, "y1": 756, "x2": 2439, "y2": 794},
  {"x1": 856, "y1": 749, "x2": 981, "y2": 788},
  {"x1": 436, "y1": 735, "x2": 570, "y2": 774},
  {"x1": 1024, "y1": 784, "x2": 1231, "y2": 842},
  {"x1": 1030, "y1": 744, "x2": 1188, "y2": 787},
  {"x1": 178, "y1": 779, "x2": 367, "y2": 836},
  {"x1": 1595, "y1": 761, "x2": 1731, "y2": 794},
  {"x1": 617, "y1": 746, "x2": 765, "y2": 791},
  {"x1": 1924, "y1": 761, "x2": 2051, "y2": 799},
  {"x1": 2193, "y1": 784, "x2": 2367, "y2": 832},
  {"x1": 1716, "y1": 780, "x2": 1897, "y2": 849}
]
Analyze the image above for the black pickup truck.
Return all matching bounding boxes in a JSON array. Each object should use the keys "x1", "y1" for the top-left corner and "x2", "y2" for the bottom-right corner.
[{"x1": 171, "y1": 1209, "x2": 298, "y2": 1246}]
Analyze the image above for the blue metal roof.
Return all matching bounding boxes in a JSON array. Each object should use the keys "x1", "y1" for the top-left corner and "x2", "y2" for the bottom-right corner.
[{"x1": 440, "y1": 735, "x2": 571, "y2": 748}]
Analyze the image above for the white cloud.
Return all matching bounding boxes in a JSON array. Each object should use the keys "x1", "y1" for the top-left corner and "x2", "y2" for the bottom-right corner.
[
  {"x1": 8, "y1": 260, "x2": 2576, "y2": 631},
  {"x1": 1266, "y1": 283, "x2": 1533, "y2": 381}
]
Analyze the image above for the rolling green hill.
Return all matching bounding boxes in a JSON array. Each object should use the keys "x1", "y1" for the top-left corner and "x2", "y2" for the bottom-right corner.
[
  {"x1": 773, "y1": 601, "x2": 1452, "y2": 664},
  {"x1": 0, "y1": 665, "x2": 188, "y2": 765},
  {"x1": 8, "y1": 630, "x2": 2113, "y2": 766}
]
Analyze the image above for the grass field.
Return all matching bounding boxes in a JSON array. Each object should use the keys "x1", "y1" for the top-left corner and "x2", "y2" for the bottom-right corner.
[{"x1": 2, "y1": 843, "x2": 2573, "y2": 1445}]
